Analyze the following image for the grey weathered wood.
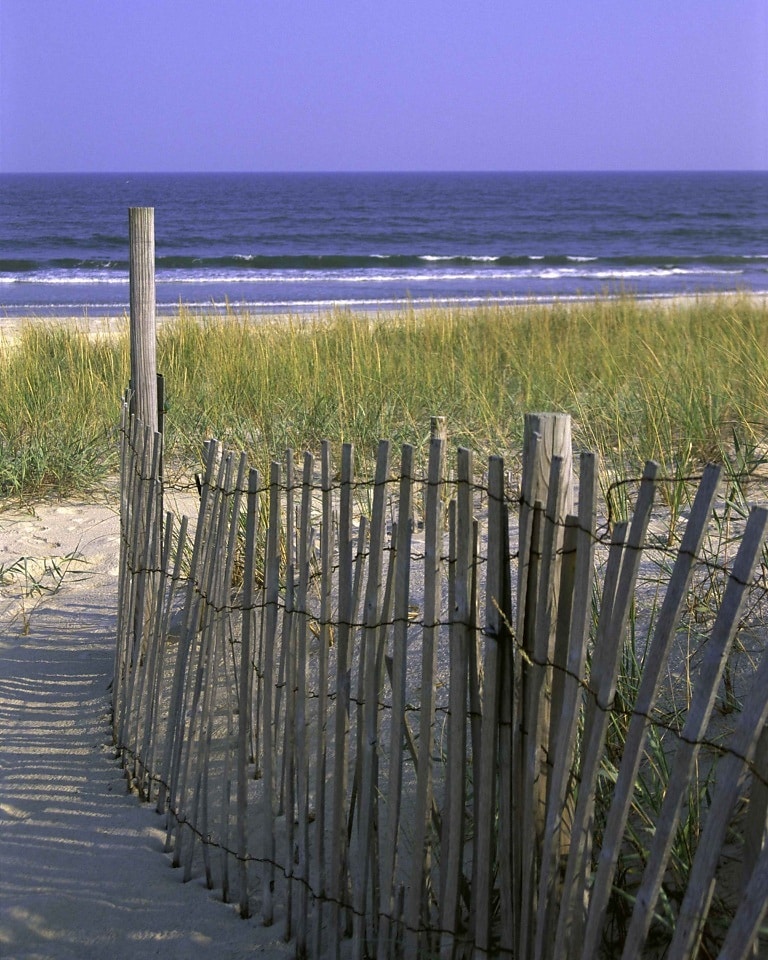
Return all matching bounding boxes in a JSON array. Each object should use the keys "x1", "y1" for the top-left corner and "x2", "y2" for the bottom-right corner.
[
  {"x1": 282, "y1": 567, "x2": 297, "y2": 942},
  {"x1": 467, "y1": 516, "x2": 482, "y2": 874},
  {"x1": 553, "y1": 462, "x2": 658, "y2": 959},
  {"x1": 580, "y1": 463, "x2": 722, "y2": 960},
  {"x1": 128, "y1": 207, "x2": 158, "y2": 433},
  {"x1": 533, "y1": 451, "x2": 598, "y2": 960},
  {"x1": 214, "y1": 452, "x2": 248, "y2": 902},
  {"x1": 666, "y1": 647, "x2": 768, "y2": 960},
  {"x1": 313, "y1": 441, "x2": 333, "y2": 958},
  {"x1": 237, "y1": 468, "x2": 260, "y2": 919},
  {"x1": 519, "y1": 452, "x2": 570, "y2": 960},
  {"x1": 497, "y1": 505, "x2": 515, "y2": 959},
  {"x1": 148, "y1": 512, "x2": 188, "y2": 808},
  {"x1": 517, "y1": 498, "x2": 544, "y2": 960},
  {"x1": 345, "y1": 516, "x2": 370, "y2": 845},
  {"x1": 517, "y1": 413, "x2": 573, "y2": 639},
  {"x1": 260, "y1": 460, "x2": 281, "y2": 925},
  {"x1": 621, "y1": 505, "x2": 768, "y2": 960},
  {"x1": 715, "y1": 838, "x2": 768, "y2": 960},
  {"x1": 403, "y1": 434, "x2": 445, "y2": 960},
  {"x1": 472, "y1": 455, "x2": 506, "y2": 958},
  {"x1": 117, "y1": 414, "x2": 150, "y2": 749},
  {"x1": 329, "y1": 443, "x2": 355, "y2": 957},
  {"x1": 354, "y1": 440, "x2": 391, "y2": 960},
  {"x1": 113, "y1": 402, "x2": 133, "y2": 735},
  {"x1": 377, "y1": 444, "x2": 415, "y2": 960},
  {"x1": 295, "y1": 452, "x2": 314, "y2": 959},
  {"x1": 173, "y1": 449, "x2": 228, "y2": 869},
  {"x1": 125, "y1": 427, "x2": 163, "y2": 790},
  {"x1": 113, "y1": 409, "x2": 138, "y2": 745},
  {"x1": 135, "y1": 507, "x2": 176, "y2": 799},
  {"x1": 119, "y1": 423, "x2": 158, "y2": 755},
  {"x1": 743, "y1": 719, "x2": 768, "y2": 959},
  {"x1": 184, "y1": 452, "x2": 241, "y2": 885},
  {"x1": 158, "y1": 440, "x2": 219, "y2": 825},
  {"x1": 440, "y1": 447, "x2": 472, "y2": 960}
]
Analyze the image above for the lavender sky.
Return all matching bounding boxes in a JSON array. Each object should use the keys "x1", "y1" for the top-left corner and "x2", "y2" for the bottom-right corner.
[{"x1": 0, "y1": 0, "x2": 766, "y2": 172}]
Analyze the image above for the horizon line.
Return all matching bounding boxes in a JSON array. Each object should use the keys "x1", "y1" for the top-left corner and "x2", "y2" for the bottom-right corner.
[{"x1": 1, "y1": 167, "x2": 767, "y2": 176}]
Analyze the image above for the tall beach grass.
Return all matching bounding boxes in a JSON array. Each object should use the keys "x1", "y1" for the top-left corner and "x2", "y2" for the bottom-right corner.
[{"x1": 1, "y1": 294, "x2": 766, "y2": 499}]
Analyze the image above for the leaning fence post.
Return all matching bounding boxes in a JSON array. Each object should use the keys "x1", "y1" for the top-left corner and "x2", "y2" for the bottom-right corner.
[{"x1": 129, "y1": 206, "x2": 158, "y2": 433}]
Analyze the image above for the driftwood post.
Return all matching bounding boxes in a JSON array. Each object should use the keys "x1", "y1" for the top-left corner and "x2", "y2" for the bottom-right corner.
[{"x1": 129, "y1": 207, "x2": 158, "y2": 433}]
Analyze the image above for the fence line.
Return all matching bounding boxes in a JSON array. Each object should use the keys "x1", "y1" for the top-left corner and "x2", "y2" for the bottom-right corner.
[{"x1": 113, "y1": 405, "x2": 768, "y2": 960}]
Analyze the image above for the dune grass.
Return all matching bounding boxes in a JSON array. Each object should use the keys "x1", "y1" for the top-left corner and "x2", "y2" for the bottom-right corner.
[{"x1": 1, "y1": 294, "x2": 766, "y2": 500}]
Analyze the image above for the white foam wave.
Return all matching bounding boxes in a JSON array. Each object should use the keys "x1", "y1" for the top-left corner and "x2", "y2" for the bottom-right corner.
[
  {"x1": 0, "y1": 264, "x2": 746, "y2": 289},
  {"x1": 419, "y1": 255, "x2": 500, "y2": 262}
]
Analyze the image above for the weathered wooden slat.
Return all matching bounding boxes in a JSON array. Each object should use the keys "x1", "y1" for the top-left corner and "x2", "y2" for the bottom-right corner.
[
  {"x1": 116, "y1": 419, "x2": 152, "y2": 751},
  {"x1": 553, "y1": 461, "x2": 658, "y2": 959},
  {"x1": 580, "y1": 462, "x2": 722, "y2": 960},
  {"x1": 330, "y1": 443, "x2": 355, "y2": 957},
  {"x1": 183, "y1": 452, "x2": 239, "y2": 886},
  {"x1": 344, "y1": 517, "x2": 370, "y2": 854},
  {"x1": 173, "y1": 448, "x2": 228, "y2": 869},
  {"x1": 440, "y1": 447, "x2": 473, "y2": 960},
  {"x1": 743, "y1": 720, "x2": 768, "y2": 928},
  {"x1": 517, "y1": 414, "x2": 573, "y2": 641},
  {"x1": 158, "y1": 439, "x2": 220, "y2": 828},
  {"x1": 113, "y1": 402, "x2": 134, "y2": 736},
  {"x1": 533, "y1": 451, "x2": 597, "y2": 960},
  {"x1": 472, "y1": 455, "x2": 505, "y2": 959},
  {"x1": 377, "y1": 444, "x2": 415, "y2": 960},
  {"x1": 282, "y1": 565, "x2": 297, "y2": 943},
  {"x1": 715, "y1": 837, "x2": 768, "y2": 960},
  {"x1": 117, "y1": 417, "x2": 151, "y2": 766},
  {"x1": 402, "y1": 434, "x2": 445, "y2": 960},
  {"x1": 214, "y1": 452, "x2": 248, "y2": 902},
  {"x1": 531, "y1": 514, "x2": 576, "y2": 960},
  {"x1": 353, "y1": 440, "x2": 391, "y2": 960},
  {"x1": 666, "y1": 646, "x2": 768, "y2": 960},
  {"x1": 237, "y1": 467, "x2": 260, "y2": 919},
  {"x1": 497, "y1": 500, "x2": 515, "y2": 960},
  {"x1": 519, "y1": 452, "x2": 570, "y2": 960},
  {"x1": 260, "y1": 460, "x2": 282, "y2": 926},
  {"x1": 125, "y1": 425, "x2": 164, "y2": 777},
  {"x1": 295, "y1": 452, "x2": 315, "y2": 960},
  {"x1": 136, "y1": 508, "x2": 176, "y2": 799},
  {"x1": 149, "y1": 513, "x2": 189, "y2": 810},
  {"x1": 621, "y1": 505, "x2": 768, "y2": 959},
  {"x1": 313, "y1": 440, "x2": 334, "y2": 959}
]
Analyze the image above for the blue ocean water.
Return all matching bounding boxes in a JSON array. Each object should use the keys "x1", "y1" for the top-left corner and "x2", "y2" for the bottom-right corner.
[{"x1": 0, "y1": 172, "x2": 766, "y2": 315}]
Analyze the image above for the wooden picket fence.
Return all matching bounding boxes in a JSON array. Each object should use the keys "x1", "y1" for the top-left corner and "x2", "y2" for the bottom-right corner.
[{"x1": 113, "y1": 404, "x2": 768, "y2": 960}]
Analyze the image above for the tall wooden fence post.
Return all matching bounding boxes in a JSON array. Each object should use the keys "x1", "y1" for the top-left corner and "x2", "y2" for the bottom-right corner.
[
  {"x1": 129, "y1": 206, "x2": 158, "y2": 433},
  {"x1": 516, "y1": 412, "x2": 574, "y2": 896}
]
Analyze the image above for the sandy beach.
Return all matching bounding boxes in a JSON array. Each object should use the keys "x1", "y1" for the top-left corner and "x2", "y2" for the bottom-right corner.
[
  {"x1": 0, "y1": 499, "x2": 290, "y2": 959},
  {"x1": 1, "y1": 292, "x2": 766, "y2": 340}
]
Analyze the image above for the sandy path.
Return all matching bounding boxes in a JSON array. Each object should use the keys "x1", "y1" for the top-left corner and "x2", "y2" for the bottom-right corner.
[{"x1": 0, "y1": 503, "x2": 288, "y2": 960}]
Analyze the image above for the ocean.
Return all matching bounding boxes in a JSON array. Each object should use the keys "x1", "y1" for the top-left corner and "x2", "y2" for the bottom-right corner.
[{"x1": 0, "y1": 171, "x2": 766, "y2": 316}]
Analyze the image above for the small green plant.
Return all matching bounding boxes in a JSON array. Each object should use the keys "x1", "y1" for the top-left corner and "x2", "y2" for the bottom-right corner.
[{"x1": 0, "y1": 551, "x2": 90, "y2": 634}]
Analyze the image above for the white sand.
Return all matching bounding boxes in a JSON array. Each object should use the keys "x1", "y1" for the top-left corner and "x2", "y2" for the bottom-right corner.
[{"x1": 0, "y1": 501, "x2": 290, "y2": 960}]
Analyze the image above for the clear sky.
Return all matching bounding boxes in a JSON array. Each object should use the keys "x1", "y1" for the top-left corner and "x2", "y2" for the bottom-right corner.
[{"x1": 1, "y1": 0, "x2": 766, "y2": 173}]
